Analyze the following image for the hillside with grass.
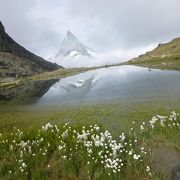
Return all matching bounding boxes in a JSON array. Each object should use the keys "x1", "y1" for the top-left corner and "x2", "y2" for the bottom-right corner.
[{"x1": 126, "y1": 38, "x2": 180, "y2": 70}]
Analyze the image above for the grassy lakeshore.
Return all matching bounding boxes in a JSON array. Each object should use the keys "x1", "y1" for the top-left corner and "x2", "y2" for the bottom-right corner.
[
  {"x1": 124, "y1": 55, "x2": 180, "y2": 71},
  {"x1": 0, "y1": 36, "x2": 180, "y2": 179},
  {"x1": 0, "y1": 65, "x2": 113, "y2": 89},
  {"x1": 1, "y1": 56, "x2": 180, "y2": 90},
  {"x1": 0, "y1": 103, "x2": 179, "y2": 179},
  {"x1": 0, "y1": 67, "x2": 93, "y2": 89},
  {"x1": 124, "y1": 38, "x2": 180, "y2": 70}
]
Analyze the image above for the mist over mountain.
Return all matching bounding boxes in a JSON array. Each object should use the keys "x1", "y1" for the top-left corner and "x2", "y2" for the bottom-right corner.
[{"x1": 50, "y1": 31, "x2": 157, "y2": 68}]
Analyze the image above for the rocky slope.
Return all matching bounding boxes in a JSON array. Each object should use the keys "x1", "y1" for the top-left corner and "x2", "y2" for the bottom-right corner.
[
  {"x1": 127, "y1": 38, "x2": 180, "y2": 70},
  {"x1": 0, "y1": 21, "x2": 61, "y2": 79}
]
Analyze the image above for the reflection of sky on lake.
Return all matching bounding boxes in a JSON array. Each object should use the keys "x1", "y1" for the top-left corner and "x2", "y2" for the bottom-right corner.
[{"x1": 35, "y1": 65, "x2": 180, "y2": 106}]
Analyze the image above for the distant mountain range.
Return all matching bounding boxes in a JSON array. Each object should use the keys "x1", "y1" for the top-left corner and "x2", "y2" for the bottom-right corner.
[
  {"x1": 127, "y1": 38, "x2": 180, "y2": 70},
  {"x1": 0, "y1": 21, "x2": 61, "y2": 79},
  {"x1": 55, "y1": 31, "x2": 95, "y2": 59}
]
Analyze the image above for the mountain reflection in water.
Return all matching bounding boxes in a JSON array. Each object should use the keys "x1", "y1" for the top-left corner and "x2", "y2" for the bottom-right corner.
[
  {"x1": 0, "y1": 79, "x2": 59, "y2": 103},
  {"x1": 1, "y1": 65, "x2": 180, "y2": 107},
  {"x1": 60, "y1": 76, "x2": 97, "y2": 96}
]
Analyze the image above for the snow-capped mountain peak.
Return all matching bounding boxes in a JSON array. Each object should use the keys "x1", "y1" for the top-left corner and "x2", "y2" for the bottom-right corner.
[
  {"x1": 55, "y1": 31, "x2": 93, "y2": 58},
  {"x1": 66, "y1": 30, "x2": 76, "y2": 41}
]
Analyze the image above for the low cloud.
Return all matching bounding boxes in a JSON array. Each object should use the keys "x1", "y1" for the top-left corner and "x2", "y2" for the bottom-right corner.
[
  {"x1": 51, "y1": 43, "x2": 157, "y2": 68},
  {"x1": 0, "y1": 0, "x2": 180, "y2": 62}
]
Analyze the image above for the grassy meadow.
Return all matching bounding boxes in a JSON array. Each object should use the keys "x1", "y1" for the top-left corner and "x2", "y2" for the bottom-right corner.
[{"x1": 0, "y1": 102, "x2": 179, "y2": 179}]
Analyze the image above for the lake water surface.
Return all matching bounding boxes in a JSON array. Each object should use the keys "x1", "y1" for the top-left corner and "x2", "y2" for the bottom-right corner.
[
  {"x1": 1, "y1": 65, "x2": 180, "y2": 109},
  {"x1": 35, "y1": 65, "x2": 180, "y2": 106}
]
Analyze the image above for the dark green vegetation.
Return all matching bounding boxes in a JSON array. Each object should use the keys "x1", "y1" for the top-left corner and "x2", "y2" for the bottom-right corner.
[
  {"x1": 0, "y1": 103, "x2": 179, "y2": 179},
  {"x1": 125, "y1": 38, "x2": 180, "y2": 70}
]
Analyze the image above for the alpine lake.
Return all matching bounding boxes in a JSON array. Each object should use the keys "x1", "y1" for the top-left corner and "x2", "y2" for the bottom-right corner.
[{"x1": 0, "y1": 65, "x2": 180, "y2": 179}]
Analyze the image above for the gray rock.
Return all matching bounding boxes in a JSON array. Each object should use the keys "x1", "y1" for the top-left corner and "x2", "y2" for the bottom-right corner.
[
  {"x1": 0, "y1": 20, "x2": 62, "y2": 73},
  {"x1": 171, "y1": 165, "x2": 180, "y2": 180}
]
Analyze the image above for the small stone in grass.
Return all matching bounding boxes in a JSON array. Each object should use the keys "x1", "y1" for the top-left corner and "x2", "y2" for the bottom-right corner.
[{"x1": 171, "y1": 165, "x2": 180, "y2": 180}]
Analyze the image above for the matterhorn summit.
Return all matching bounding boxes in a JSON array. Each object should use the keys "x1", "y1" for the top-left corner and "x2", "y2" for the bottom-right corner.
[
  {"x1": 50, "y1": 31, "x2": 101, "y2": 68},
  {"x1": 55, "y1": 31, "x2": 95, "y2": 58}
]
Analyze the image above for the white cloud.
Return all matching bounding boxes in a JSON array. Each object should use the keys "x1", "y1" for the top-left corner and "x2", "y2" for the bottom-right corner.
[
  {"x1": 0, "y1": 0, "x2": 180, "y2": 61},
  {"x1": 51, "y1": 43, "x2": 157, "y2": 68}
]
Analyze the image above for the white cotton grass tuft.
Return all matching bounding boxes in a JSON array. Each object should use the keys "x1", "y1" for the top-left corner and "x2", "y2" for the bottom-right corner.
[{"x1": 0, "y1": 111, "x2": 178, "y2": 178}]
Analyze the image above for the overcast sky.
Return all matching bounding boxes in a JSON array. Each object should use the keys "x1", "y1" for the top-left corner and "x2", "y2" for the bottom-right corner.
[{"x1": 0, "y1": 0, "x2": 180, "y2": 59}]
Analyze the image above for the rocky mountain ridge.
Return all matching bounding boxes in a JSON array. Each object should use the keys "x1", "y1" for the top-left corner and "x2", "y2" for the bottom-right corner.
[
  {"x1": 55, "y1": 31, "x2": 94, "y2": 58},
  {"x1": 0, "y1": 21, "x2": 61, "y2": 79}
]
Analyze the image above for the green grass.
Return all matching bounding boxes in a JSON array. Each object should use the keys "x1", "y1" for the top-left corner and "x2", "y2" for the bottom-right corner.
[
  {"x1": 122, "y1": 37, "x2": 180, "y2": 70},
  {"x1": 0, "y1": 102, "x2": 175, "y2": 133},
  {"x1": 125, "y1": 55, "x2": 180, "y2": 71},
  {"x1": 0, "y1": 103, "x2": 179, "y2": 179},
  {"x1": 0, "y1": 67, "x2": 90, "y2": 89},
  {"x1": 0, "y1": 124, "x2": 151, "y2": 179}
]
